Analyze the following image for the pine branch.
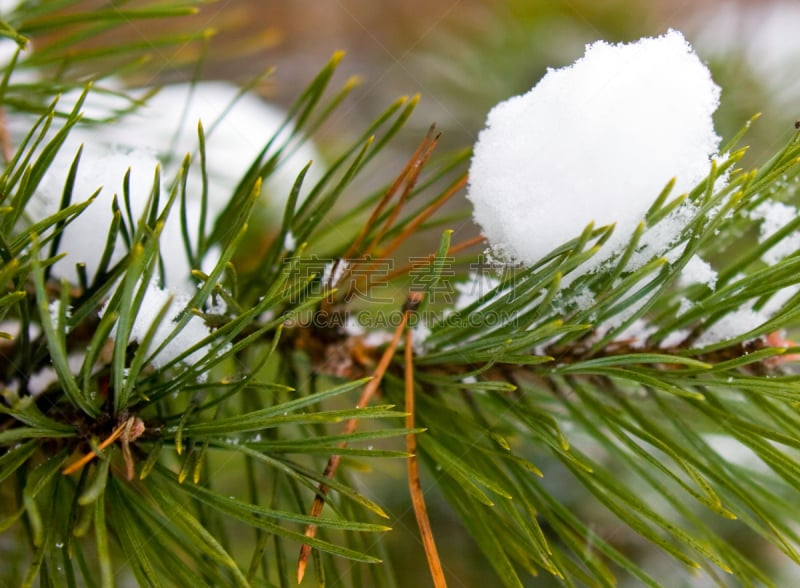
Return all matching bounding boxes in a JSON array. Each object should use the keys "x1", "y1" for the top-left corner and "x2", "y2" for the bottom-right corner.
[{"x1": 4, "y1": 2, "x2": 800, "y2": 587}]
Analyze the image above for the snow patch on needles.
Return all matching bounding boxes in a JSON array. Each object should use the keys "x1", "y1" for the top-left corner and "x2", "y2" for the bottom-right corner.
[
  {"x1": 467, "y1": 30, "x2": 721, "y2": 268},
  {"x1": 679, "y1": 255, "x2": 717, "y2": 289},
  {"x1": 24, "y1": 81, "x2": 323, "y2": 288},
  {"x1": 32, "y1": 145, "x2": 162, "y2": 284},
  {"x1": 101, "y1": 281, "x2": 219, "y2": 372},
  {"x1": 696, "y1": 306, "x2": 768, "y2": 347},
  {"x1": 454, "y1": 271, "x2": 501, "y2": 311},
  {"x1": 750, "y1": 201, "x2": 800, "y2": 264},
  {"x1": 0, "y1": 0, "x2": 20, "y2": 14},
  {"x1": 99, "y1": 82, "x2": 323, "y2": 215}
]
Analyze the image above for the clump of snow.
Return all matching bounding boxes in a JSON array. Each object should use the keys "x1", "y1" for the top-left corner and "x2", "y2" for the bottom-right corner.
[
  {"x1": 0, "y1": 36, "x2": 22, "y2": 69},
  {"x1": 566, "y1": 286, "x2": 595, "y2": 314},
  {"x1": 600, "y1": 275, "x2": 660, "y2": 332},
  {"x1": 26, "y1": 353, "x2": 84, "y2": 397},
  {"x1": 322, "y1": 259, "x2": 350, "y2": 289},
  {"x1": 0, "y1": 0, "x2": 31, "y2": 81},
  {"x1": 761, "y1": 285, "x2": 800, "y2": 317},
  {"x1": 750, "y1": 201, "x2": 800, "y2": 263},
  {"x1": 605, "y1": 318, "x2": 656, "y2": 348},
  {"x1": 677, "y1": 298, "x2": 693, "y2": 316},
  {"x1": 627, "y1": 206, "x2": 695, "y2": 270},
  {"x1": 0, "y1": 0, "x2": 20, "y2": 14},
  {"x1": 93, "y1": 82, "x2": 323, "y2": 216},
  {"x1": 695, "y1": 306, "x2": 767, "y2": 347},
  {"x1": 410, "y1": 322, "x2": 432, "y2": 354},
  {"x1": 659, "y1": 328, "x2": 690, "y2": 348},
  {"x1": 467, "y1": 30, "x2": 720, "y2": 268},
  {"x1": 678, "y1": 255, "x2": 717, "y2": 289},
  {"x1": 691, "y1": 280, "x2": 800, "y2": 347},
  {"x1": 48, "y1": 299, "x2": 71, "y2": 325},
  {"x1": 283, "y1": 231, "x2": 297, "y2": 250}
]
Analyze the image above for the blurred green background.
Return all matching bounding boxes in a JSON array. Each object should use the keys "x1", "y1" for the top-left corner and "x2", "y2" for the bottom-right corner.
[
  {"x1": 176, "y1": 0, "x2": 800, "y2": 163},
  {"x1": 61, "y1": 0, "x2": 798, "y2": 163}
]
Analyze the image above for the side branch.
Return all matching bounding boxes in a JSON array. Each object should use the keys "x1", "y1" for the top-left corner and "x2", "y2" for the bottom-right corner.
[
  {"x1": 296, "y1": 304, "x2": 412, "y2": 584},
  {"x1": 405, "y1": 315, "x2": 448, "y2": 588}
]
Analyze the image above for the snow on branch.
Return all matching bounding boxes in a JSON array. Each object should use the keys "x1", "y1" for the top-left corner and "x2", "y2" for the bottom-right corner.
[{"x1": 467, "y1": 30, "x2": 721, "y2": 269}]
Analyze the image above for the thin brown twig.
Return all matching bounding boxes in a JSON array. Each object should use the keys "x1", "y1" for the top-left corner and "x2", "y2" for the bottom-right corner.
[
  {"x1": 0, "y1": 107, "x2": 13, "y2": 164},
  {"x1": 342, "y1": 124, "x2": 438, "y2": 262},
  {"x1": 380, "y1": 173, "x2": 468, "y2": 260},
  {"x1": 445, "y1": 233, "x2": 485, "y2": 257},
  {"x1": 62, "y1": 416, "x2": 133, "y2": 476},
  {"x1": 361, "y1": 126, "x2": 440, "y2": 261},
  {"x1": 324, "y1": 127, "x2": 442, "y2": 315},
  {"x1": 405, "y1": 305, "x2": 448, "y2": 588},
  {"x1": 340, "y1": 173, "x2": 468, "y2": 302},
  {"x1": 297, "y1": 308, "x2": 412, "y2": 584}
]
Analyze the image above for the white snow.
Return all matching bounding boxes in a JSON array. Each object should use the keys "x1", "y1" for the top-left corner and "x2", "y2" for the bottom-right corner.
[
  {"x1": 695, "y1": 306, "x2": 767, "y2": 347},
  {"x1": 689, "y1": 200, "x2": 800, "y2": 346},
  {"x1": 410, "y1": 322, "x2": 432, "y2": 354},
  {"x1": 0, "y1": 0, "x2": 30, "y2": 77},
  {"x1": 48, "y1": 299, "x2": 71, "y2": 325},
  {"x1": 454, "y1": 271, "x2": 501, "y2": 310},
  {"x1": 11, "y1": 79, "x2": 321, "y2": 376},
  {"x1": 23, "y1": 81, "x2": 322, "y2": 288},
  {"x1": 678, "y1": 255, "x2": 717, "y2": 289},
  {"x1": 467, "y1": 30, "x2": 720, "y2": 268},
  {"x1": 101, "y1": 281, "x2": 218, "y2": 371},
  {"x1": 660, "y1": 328, "x2": 690, "y2": 348},
  {"x1": 0, "y1": 37, "x2": 21, "y2": 69},
  {"x1": 0, "y1": 0, "x2": 20, "y2": 14},
  {"x1": 761, "y1": 285, "x2": 800, "y2": 317},
  {"x1": 627, "y1": 206, "x2": 695, "y2": 270},
  {"x1": 606, "y1": 318, "x2": 656, "y2": 348},
  {"x1": 90, "y1": 82, "x2": 323, "y2": 216},
  {"x1": 283, "y1": 231, "x2": 296, "y2": 250},
  {"x1": 322, "y1": 259, "x2": 350, "y2": 289},
  {"x1": 750, "y1": 201, "x2": 800, "y2": 264},
  {"x1": 26, "y1": 352, "x2": 84, "y2": 397},
  {"x1": 30, "y1": 144, "x2": 163, "y2": 284}
]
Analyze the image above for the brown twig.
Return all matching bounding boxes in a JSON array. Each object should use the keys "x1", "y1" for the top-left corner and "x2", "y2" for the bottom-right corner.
[
  {"x1": 361, "y1": 126, "x2": 440, "y2": 261},
  {"x1": 297, "y1": 306, "x2": 412, "y2": 584},
  {"x1": 342, "y1": 124, "x2": 439, "y2": 262},
  {"x1": 62, "y1": 415, "x2": 145, "y2": 480},
  {"x1": 379, "y1": 173, "x2": 467, "y2": 260},
  {"x1": 323, "y1": 126, "x2": 442, "y2": 314},
  {"x1": 0, "y1": 108, "x2": 12, "y2": 164},
  {"x1": 405, "y1": 302, "x2": 447, "y2": 588},
  {"x1": 339, "y1": 173, "x2": 468, "y2": 303}
]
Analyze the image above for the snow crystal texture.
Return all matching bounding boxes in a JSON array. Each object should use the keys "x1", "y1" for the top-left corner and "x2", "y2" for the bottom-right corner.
[{"x1": 467, "y1": 30, "x2": 721, "y2": 267}]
